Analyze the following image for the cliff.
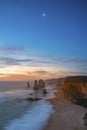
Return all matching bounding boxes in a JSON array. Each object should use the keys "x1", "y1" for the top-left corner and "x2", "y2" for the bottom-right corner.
[
  {"x1": 46, "y1": 78, "x2": 64, "y2": 86},
  {"x1": 46, "y1": 79, "x2": 58, "y2": 85},
  {"x1": 62, "y1": 76, "x2": 87, "y2": 103}
]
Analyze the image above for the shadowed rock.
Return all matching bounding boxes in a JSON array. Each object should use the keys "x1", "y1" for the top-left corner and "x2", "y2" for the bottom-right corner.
[
  {"x1": 33, "y1": 80, "x2": 38, "y2": 90},
  {"x1": 26, "y1": 97, "x2": 41, "y2": 101},
  {"x1": 43, "y1": 88, "x2": 47, "y2": 95},
  {"x1": 83, "y1": 113, "x2": 87, "y2": 125},
  {"x1": 38, "y1": 79, "x2": 45, "y2": 89},
  {"x1": 26, "y1": 82, "x2": 30, "y2": 88}
]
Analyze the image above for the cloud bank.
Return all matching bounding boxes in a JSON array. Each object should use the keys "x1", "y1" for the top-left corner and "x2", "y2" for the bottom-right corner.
[{"x1": 0, "y1": 54, "x2": 87, "y2": 80}]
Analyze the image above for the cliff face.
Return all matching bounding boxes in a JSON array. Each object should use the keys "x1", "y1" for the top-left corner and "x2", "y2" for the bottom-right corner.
[{"x1": 62, "y1": 76, "x2": 87, "y2": 102}]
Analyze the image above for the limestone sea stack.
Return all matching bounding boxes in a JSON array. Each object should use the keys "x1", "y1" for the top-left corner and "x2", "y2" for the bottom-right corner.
[
  {"x1": 38, "y1": 79, "x2": 45, "y2": 89},
  {"x1": 33, "y1": 80, "x2": 38, "y2": 90}
]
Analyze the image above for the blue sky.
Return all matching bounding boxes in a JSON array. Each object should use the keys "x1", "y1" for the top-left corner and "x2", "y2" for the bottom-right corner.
[{"x1": 0, "y1": 0, "x2": 87, "y2": 80}]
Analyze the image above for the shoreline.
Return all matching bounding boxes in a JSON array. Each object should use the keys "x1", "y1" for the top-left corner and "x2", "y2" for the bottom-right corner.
[{"x1": 43, "y1": 86, "x2": 87, "y2": 130}]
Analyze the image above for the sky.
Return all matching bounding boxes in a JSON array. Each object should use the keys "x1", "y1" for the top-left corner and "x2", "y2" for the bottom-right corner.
[{"x1": 0, "y1": 0, "x2": 87, "y2": 80}]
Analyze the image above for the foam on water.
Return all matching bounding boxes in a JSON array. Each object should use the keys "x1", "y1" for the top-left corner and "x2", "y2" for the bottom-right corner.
[
  {"x1": 5, "y1": 101, "x2": 54, "y2": 130},
  {"x1": 0, "y1": 89, "x2": 33, "y2": 103},
  {"x1": 0, "y1": 81, "x2": 34, "y2": 103},
  {"x1": 0, "y1": 83, "x2": 56, "y2": 130}
]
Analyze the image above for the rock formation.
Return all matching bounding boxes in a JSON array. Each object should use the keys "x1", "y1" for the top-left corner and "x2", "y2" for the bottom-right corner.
[
  {"x1": 38, "y1": 79, "x2": 45, "y2": 89},
  {"x1": 33, "y1": 79, "x2": 45, "y2": 90},
  {"x1": 33, "y1": 80, "x2": 38, "y2": 90},
  {"x1": 83, "y1": 113, "x2": 87, "y2": 125},
  {"x1": 27, "y1": 82, "x2": 30, "y2": 88}
]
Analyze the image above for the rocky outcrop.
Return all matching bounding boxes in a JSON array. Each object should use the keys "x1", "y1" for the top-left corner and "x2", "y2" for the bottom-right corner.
[
  {"x1": 62, "y1": 76, "x2": 87, "y2": 103},
  {"x1": 38, "y1": 79, "x2": 45, "y2": 88},
  {"x1": 26, "y1": 82, "x2": 30, "y2": 88},
  {"x1": 83, "y1": 113, "x2": 87, "y2": 125},
  {"x1": 33, "y1": 80, "x2": 38, "y2": 90},
  {"x1": 33, "y1": 79, "x2": 46, "y2": 90},
  {"x1": 26, "y1": 97, "x2": 41, "y2": 101}
]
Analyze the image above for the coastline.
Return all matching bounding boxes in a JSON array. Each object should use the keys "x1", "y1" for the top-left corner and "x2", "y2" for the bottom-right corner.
[{"x1": 43, "y1": 86, "x2": 87, "y2": 130}]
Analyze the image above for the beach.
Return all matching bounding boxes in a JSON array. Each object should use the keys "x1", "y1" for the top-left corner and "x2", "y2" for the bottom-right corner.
[
  {"x1": 43, "y1": 86, "x2": 87, "y2": 130},
  {"x1": 0, "y1": 81, "x2": 87, "y2": 130},
  {"x1": 0, "y1": 81, "x2": 54, "y2": 130}
]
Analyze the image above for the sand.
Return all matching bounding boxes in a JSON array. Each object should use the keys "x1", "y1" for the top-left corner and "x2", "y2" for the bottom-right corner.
[{"x1": 43, "y1": 86, "x2": 87, "y2": 130}]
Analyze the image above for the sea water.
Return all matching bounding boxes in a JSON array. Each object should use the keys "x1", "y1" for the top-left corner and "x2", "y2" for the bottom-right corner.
[{"x1": 0, "y1": 81, "x2": 54, "y2": 130}]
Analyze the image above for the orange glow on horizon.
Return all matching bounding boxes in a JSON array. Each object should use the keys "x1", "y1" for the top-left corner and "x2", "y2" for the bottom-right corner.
[
  {"x1": 0, "y1": 65, "x2": 61, "y2": 80},
  {"x1": 0, "y1": 72, "x2": 57, "y2": 81},
  {"x1": 0, "y1": 66, "x2": 80, "y2": 81}
]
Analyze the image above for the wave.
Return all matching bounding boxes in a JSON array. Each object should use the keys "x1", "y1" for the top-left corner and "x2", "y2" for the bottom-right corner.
[{"x1": 5, "y1": 101, "x2": 54, "y2": 130}]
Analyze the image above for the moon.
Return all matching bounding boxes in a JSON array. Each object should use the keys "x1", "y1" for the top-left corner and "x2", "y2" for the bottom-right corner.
[{"x1": 43, "y1": 13, "x2": 46, "y2": 17}]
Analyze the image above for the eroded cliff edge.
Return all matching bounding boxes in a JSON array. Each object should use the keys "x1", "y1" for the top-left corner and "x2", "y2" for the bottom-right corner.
[
  {"x1": 46, "y1": 76, "x2": 87, "y2": 107},
  {"x1": 62, "y1": 76, "x2": 87, "y2": 105}
]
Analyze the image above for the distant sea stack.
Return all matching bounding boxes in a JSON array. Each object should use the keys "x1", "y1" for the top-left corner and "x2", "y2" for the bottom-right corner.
[
  {"x1": 62, "y1": 76, "x2": 87, "y2": 103},
  {"x1": 33, "y1": 79, "x2": 45, "y2": 90}
]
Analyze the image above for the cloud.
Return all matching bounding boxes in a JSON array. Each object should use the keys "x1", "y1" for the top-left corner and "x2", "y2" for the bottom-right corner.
[
  {"x1": 0, "y1": 72, "x2": 52, "y2": 81},
  {"x1": 0, "y1": 55, "x2": 87, "y2": 81},
  {"x1": 0, "y1": 57, "x2": 35, "y2": 66},
  {"x1": 53, "y1": 57, "x2": 87, "y2": 71},
  {"x1": 56, "y1": 71, "x2": 87, "y2": 77},
  {"x1": 34, "y1": 70, "x2": 49, "y2": 74},
  {"x1": 0, "y1": 56, "x2": 54, "y2": 68},
  {"x1": 53, "y1": 57, "x2": 87, "y2": 64},
  {"x1": 0, "y1": 56, "x2": 87, "y2": 73},
  {"x1": 0, "y1": 56, "x2": 87, "y2": 68},
  {"x1": 0, "y1": 69, "x2": 87, "y2": 81},
  {"x1": 0, "y1": 46, "x2": 24, "y2": 52}
]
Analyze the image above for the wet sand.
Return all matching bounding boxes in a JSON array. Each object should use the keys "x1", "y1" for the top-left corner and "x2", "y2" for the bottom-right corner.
[{"x1": 44, "y1": 86, "x2": 87, "y2": 130}]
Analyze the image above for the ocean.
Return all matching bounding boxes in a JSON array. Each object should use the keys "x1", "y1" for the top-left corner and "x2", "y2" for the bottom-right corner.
[{"x1": 0, "y1": 81, "x2": 55, "y2": 130}]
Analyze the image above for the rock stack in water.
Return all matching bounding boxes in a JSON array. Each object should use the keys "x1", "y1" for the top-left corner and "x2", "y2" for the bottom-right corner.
[
  {"x1": 38, "y1": 79, "x2": 45, "y2": 89},
  {"x1": 33, "y1": 80, "x2": 38, "y2": 90},
  {"x1": 38, "y1": 79, "x2": 47, "y2": 95},
  {"x1": 33, "y1": 79, "x2": 45, "y2": 90},
  {"x1": 33, "y1": 79, "x2": 47, "y2": 96},
  {"x1": 27, "y1": 79, "x2": 47, "y2": 101}
]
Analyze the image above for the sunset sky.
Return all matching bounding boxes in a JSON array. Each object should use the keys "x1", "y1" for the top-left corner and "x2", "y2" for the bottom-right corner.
[{"x1": 0, "y1": 0, "x2": 87, "y2": 80}]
